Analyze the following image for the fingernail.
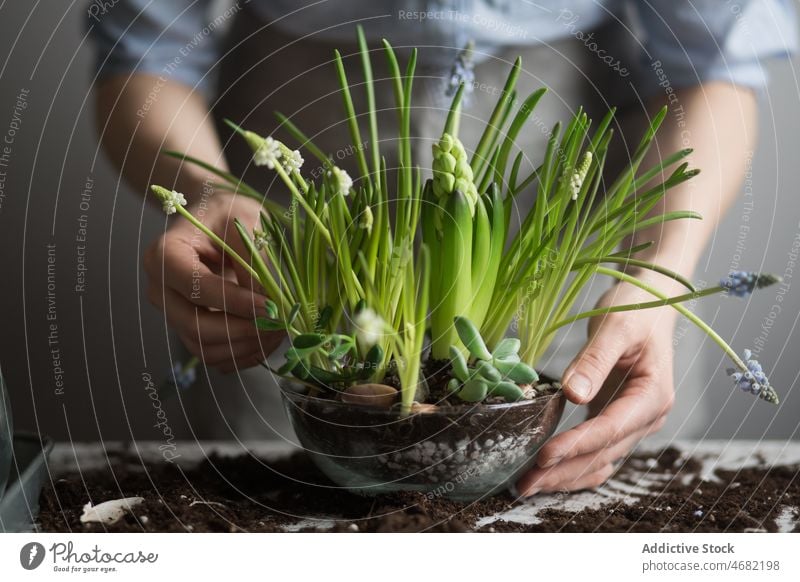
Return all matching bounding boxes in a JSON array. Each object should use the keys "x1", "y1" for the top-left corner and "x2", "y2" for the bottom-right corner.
[
  {"x1": 523, "y1": 487, "x2": 541, "y2": 497},
  {"x1": 539, "y1": 455, "x2": 563, "y2": 469},
  {"x1": 566, "y1": 371, "x2": 592, "y2": 400}
]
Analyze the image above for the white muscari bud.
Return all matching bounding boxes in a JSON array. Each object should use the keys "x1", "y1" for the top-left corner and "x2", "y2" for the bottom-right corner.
[
  {"x1": 253, "y1": 228, "x2": 269, "y2": 250},
  {"x1": 354, "y1": 307, "x2": 385, "y2": 348},
  {"x1": 328, "y1": 166, "x2": 353, "y2": 196},
  {"x1": 358, "y1": 205, "x2": 373, "y2": 231},
  {"x1": 151, "y1": 185, "x2": 187, "y2": 215},
  {"x1": 568, "y1": 151, "x2": 593, "y2": 200},
  {"x1": 281, "y1": 147, "x2": 304, "y2": 174},
  {"x1": 244, "y1": 131, "x2": 282, "y2": 169}
]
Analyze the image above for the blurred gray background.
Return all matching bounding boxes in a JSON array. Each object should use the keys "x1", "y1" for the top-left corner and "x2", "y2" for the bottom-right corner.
[{"x1": 0, "y1": 1, "x2": 798, "y2": 444}]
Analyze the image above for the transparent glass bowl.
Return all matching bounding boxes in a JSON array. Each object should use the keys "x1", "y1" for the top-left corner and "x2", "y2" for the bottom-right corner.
[
  {"x1": 1, "y1": 370, "x2": 13, "y2": 496},
  {"x1": 280, "y1": 382, "x2": 565, "y2": 501}
]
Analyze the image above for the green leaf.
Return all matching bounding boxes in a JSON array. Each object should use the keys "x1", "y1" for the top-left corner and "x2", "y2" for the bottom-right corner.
[
  {"x1": 458, "y1": 378, "x2": 488, "y2": 402},
  {"x1": 358, "y1": 344, "x2": 384, "y2": 380},
  {"x1": 287, "y1": 303, "x2": 301, "y2": 327},
  {"x1": 454, "y1": 316, "x2": 491, "y2": 360},
  {"x1": 447, "y1": 378, "x2": 461, "y2": 394},
  {"x1": 315, "y1": 305, "x2": 333, "y2": 331},
  {"x1": 492, "y1": 337, "x2": 521, "y2": 361},
  {"x1": 293, "y1": 333, "x2": 326, "y2": 350},
  {"x1": 495, "y1": 360, "x2": 539, "y2": 383},
  {"x1": 476, "y1": 361, "x2": 502, "y2": 383},
  {"x1": 489, "y1": 381, "x2": 525, "y2": 402},
  {"x1": 277, "y1": 358, "x2": 299, "y2": 375},
  {"x1": 264, "y1": 299, "x2": 278, "y2": 320},
  {"x1": 449, "y1": 345, "x2": 470, "y2": 382},
  {"x1": 290, "y1": 334, "x2": 326, "y2": 358},
  {"x1": 255, "y1": 317, "x2": 285, "y2": 331}
]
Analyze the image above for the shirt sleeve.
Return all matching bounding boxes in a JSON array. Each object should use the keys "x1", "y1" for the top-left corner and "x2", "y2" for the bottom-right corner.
[
  {"x1": 86, "y1": 0, "x2": 221, "y2": 93},
  {"x1": 628, "y1": 0, "x2": 798, "y2": 96}
]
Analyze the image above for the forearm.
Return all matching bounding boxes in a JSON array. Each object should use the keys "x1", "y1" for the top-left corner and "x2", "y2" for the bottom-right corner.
[
  {"x1": 632, "y1": 82, "x2": 758, "y2": 281},
  {"x1": 94, "y1": 74, "x2": 226, "y2": 204}
]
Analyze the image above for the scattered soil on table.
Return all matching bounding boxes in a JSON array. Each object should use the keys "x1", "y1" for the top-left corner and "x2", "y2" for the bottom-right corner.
[{"x1": 38, "y1": 446, "x2": 799, "y2": 533}]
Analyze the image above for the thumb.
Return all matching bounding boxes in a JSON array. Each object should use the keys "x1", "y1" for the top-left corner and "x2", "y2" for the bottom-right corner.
[{"x1": 562, "y1": 321, "x2": 628, "y2": 404}]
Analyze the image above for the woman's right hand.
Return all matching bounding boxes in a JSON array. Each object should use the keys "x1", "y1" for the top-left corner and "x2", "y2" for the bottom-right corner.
[{"x1": 144, "y1": 191, "x2": 284, "y2": 372}]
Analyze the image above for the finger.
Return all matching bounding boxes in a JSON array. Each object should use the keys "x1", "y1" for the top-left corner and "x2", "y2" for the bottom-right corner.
[
  {"x1": 160, "y1": 243, "x2": 269, "y2": 319},
  {"x1": 517, "y1": 463, "x2": 616, "y2": 498},
  {"x1": 180, "y1": 334, "x2": 268, "y2": 366},
  {"x1": 562, "y1": 318, "x2": 631, "y2": 404},
  {"x1": 517, "y1": 420, "x2": 662, "y2": 495},
  {"x1": 216, "y1": 353, "x2": 265, "y2": 374},
  {"x1": 534, "y1": 380, "x2": 672, "y2": 469},
  {"x1": 162, "y1": 288, "x2": 261, "y2": 343}
]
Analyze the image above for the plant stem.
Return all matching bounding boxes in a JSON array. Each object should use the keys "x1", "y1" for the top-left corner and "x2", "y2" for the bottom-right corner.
[
  {"x1": 174, "y1": 205, "x2": 260, "y2": 281},
  {"x1": 595, "y1": 267, "x2": 747, "y2": 370}
]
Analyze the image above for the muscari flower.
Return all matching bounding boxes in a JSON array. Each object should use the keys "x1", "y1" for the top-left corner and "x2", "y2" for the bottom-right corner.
[
  {"x1": 566, "y1": 151, "x2": 592, "y2": 200},
  {"x1": 281, "y1": 147, "x2": 304, "y2": 174},
  {"x1": 353, "y1": 307, "x2": 385, "y2": 348},
  {"x1": 720, "y1": 271, "x2": 781, "y2": 298},
  {"x1": 169, "y1": 359, "x2": 197, "y2": 391},
  {"x1": 253, "y1": 228, "x2": 269, "y2": 250},
  {"x1": 151, "y1": 185, "x2": 187, "y2": 215},
  {"x1": 446, "y1": 41, "x2": 475, "y2": 103},
  {"x1": 727, "y1": 349, "x2": 779, "y2": 404},
  {"x1": 244, "y1": 131, "x2": 282, "y2": 169},
  {"x1": 328, "y1": 166, "x2": 353, "y2": 196}
]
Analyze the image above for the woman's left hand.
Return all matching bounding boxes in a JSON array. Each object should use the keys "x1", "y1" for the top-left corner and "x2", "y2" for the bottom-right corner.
[{"x1": 516, "y1": 277, "x2": 679, "y2": 496}]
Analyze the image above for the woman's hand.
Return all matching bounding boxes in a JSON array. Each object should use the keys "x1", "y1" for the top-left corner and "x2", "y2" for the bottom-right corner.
[
  {"x1": 516, "y1": 275, "x2": 680, "y2": 496},
  {"x1": 144, "y1": 191, "x2": 284, "y2": 372}
]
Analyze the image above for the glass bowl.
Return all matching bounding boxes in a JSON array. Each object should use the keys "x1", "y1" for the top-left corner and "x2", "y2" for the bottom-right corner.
[{"x1": 280, "y1": 381, "x2": 565, "y2": 501}]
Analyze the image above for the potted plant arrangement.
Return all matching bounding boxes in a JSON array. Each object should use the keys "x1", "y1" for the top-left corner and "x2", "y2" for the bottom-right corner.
[{"x1": 151, "y1": 28, "x2": 779, "y2": 501}]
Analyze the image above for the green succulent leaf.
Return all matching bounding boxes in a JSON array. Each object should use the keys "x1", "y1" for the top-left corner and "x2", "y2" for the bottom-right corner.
[
  {"x1": 495, "y1": 360, "x2": 539, "y2": 383},
  {"x1": 357, "y1": 344, "x2": 384, "y2": 380},
  {"x1": 458, "y1": 378, "x2": 489, "y2": 402},
  {"x1": 447, "y1": 378, "x2": 461, "y2": 393},
  {"x1": 315, "y1": 305, "x2": 333, "y2": 331},
  {"x1": 449, "y1": 345, "x2": 470, "y2": 382},
  {"x1": 489, "y1": 380, "x2": 525, "y2": 402},
  {"x1": 255, "y1": 317, "x2": 285, "y2": 331},
  {"x1": 492, "y1": 337, "x2": 521, "y2": 361},
  {"x1": 277, "y1": 358, "x2": 299, "y2": 375},
  {"x1": 264, "y1": 299, "x2": 278, "y2": 319},
  {"x1": 476, "y1": 361, "x2": 502, "y2": 382},
  {"x1": 454, "y1": 316, "x2": 492, "y2": 360}
]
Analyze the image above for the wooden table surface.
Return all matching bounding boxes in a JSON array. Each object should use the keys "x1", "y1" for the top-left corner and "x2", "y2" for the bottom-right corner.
[{"x1": 47, "y1": 439, "x2": 800, "y2": 532}]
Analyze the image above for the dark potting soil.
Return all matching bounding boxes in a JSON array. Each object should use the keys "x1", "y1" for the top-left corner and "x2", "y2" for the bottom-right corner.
[{"x1": 38, "y1": 446, "x2": 799, "y2": 533}]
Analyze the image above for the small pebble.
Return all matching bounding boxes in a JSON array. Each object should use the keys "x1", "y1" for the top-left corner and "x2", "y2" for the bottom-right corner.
[
  {"x1": 693, "y1": 510, "x2": 703, "y2": 518},
  {"x1": 140, "y1": 515, "x2": 149, "y2": 525},
  {"x1": 347, "y1": 523, "x2": 359, "y2": 532},
  {"x1": 645, "y1": 458, "x2": 658, "y2": 469}
]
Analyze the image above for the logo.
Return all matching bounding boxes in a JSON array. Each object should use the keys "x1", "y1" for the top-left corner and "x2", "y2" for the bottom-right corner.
[{"x1": 20, "y1": 542, "x2": 46, "y2": 570}]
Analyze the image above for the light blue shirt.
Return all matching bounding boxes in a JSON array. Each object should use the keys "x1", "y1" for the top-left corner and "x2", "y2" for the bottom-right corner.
[{"x1": 87, "y1": 0, "x2": 797, "y2": 96}]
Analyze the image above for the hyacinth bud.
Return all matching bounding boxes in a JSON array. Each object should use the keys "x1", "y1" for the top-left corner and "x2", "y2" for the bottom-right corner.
[
  {"x1": 358, "y1": 204, "x2": 374, "y2": 232},
  {"x1": 432, "y1": 133, "x2": 478, "y2": 215}
]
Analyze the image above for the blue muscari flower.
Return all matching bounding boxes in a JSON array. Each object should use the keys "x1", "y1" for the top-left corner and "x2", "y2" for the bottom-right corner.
[
  {"x1": 169, "y1": 358, "x2": 198, "y2": 391},
  {"x1": 727, "y1": 349, "x2": 779, "y2": 404},
  {"x1": 446, "y1": 41, "x2": 475, "y2": 104},
  {"x1": 720, "y1": 271, "x2": 780, "y2": 298}
]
